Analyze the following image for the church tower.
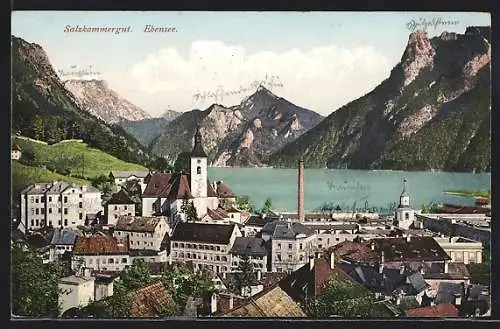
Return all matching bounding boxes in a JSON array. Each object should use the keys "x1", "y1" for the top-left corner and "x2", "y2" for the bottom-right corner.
[
  {"x1": 190, "y1": 126, "x2": 208, "y2": 199},
  {"x1": 395, "y1": 178, "x2": 415, "y2": 229}
]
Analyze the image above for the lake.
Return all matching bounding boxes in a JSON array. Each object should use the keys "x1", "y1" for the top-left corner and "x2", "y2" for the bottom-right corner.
[{"x1": 208, "y1": 168, "x2": 491, "y2": 212}]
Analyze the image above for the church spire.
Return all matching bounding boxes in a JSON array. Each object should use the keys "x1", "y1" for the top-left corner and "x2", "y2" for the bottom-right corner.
[{"x1": 191, "y1": 126, "x2": 207, "y2": 158}]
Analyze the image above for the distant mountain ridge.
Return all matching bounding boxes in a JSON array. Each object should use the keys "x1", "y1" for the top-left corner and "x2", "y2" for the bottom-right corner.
[
  {"x1": 149, "y1": 86, "x2": 324, "y2": 166},
  {"x1": 64, "y1": 79, "x2": 151, "y2": 123},
  {"x1": 269, "y1": 26, "x2": 491, "y2": 172}
]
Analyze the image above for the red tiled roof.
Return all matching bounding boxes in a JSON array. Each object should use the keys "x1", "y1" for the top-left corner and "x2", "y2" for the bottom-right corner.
[
  {"x1": 167, "y1": 174, "x2": 192, "y2": 200},
  {"x1": 331, "y1": 241, "x2": 379, "y2": 264},
  {"x1": 217, "y1": 182, "x2": 235, "y2": 198},
  {"x1": 142, "y1": 173, "x2": 173, "y2": 197},
  {"x1": 129, "y1": 281, "x2": 177, "y2": 317},
  {"x1": 406, "y1": 304, "x2": 459, "y2": 317},
  {"x1": 73, "y1": 235, "x2": 128, "y2": 255}
]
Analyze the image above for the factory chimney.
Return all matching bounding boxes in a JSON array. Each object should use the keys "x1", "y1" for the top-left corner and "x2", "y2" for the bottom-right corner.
[{"x1": 298, "y1": 159, "x2": 305, "y2": 222}]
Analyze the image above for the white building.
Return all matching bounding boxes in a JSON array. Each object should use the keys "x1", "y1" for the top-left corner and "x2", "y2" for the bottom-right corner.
[
  {"x1": 141, "y1": 128, "x2": 237, "y2": 220},
  {"x1": 434, "y1": 236, "x2": 483, "y2": 264},
  {"x1": 170, "y1": 222, "x2": 242, "y2": 274},
  {"x1": 49, "y1": 228, "x2": 77, "y2": 262},
  {"x1": 106, "y1": 189, "x2": 136, "y2": 226},
  {"x1": 260, "y1": 220, "x2": 317, "y2": 273},
  {"x1": 113, "y1": 216, "x2": 168, "y2": 252},
  {"x1": 20, "y1": 182, "x2": 103, "y2": 230},
  {"x1": 58, "y1": 274, "x2": 95, "y2": 315},
  {"x1": 109, "y1": 171, "x2": 149, "y2": 193},
  {"x1": 11, "y1": 144, "x2": 22, "y2": 160},
  {"x1": 395, "y1": 179, "x2": 416, "y2": 229},
  {"x1": 71, "y1": 235, "x2": 130, "y2": 272}
]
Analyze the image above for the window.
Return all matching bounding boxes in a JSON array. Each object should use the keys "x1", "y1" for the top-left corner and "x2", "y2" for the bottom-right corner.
[
  {"x1": 122, "y1": 258, "x2": 127, "y2": 264},
  {"x1": 319, "y1": 244, "x2": 323, "y2": 249},
  {"x1": 299, "y1": 243, "x2": 303, "y2": 250},
  {"x1": 64, "y1": 219, "x2": 68, "y2": 226},
  {"x1": 79, "y1": 213, "x2": 83, "y2": 220},
  {"x1": 58, "y1": 220, "x2": 61, "y2": 226},
  {"x1": 48, "y1": 208, "x2": 52, "y2": 214},
  {"x1": 88, "y1": 259, "x2": 93, "y2": 265},
  {"x1": 277, "y1": 267, "x2": 283, "y2": 272},
  {"x1": 278, "y1": 243, "x2": 281, "y2": 250},
  {"x1": 30, "y1": 196, "x2": 34, "y2": 203},
  {"x1": 31, "y1": 209, "x2": 34, "y2": 215},
  {"x1": 64, "y1": 208, "x2": 68, "y2": 215},
  {"x1": 128, "y1": 213, "x2": 132, "y2": 216},
  {"x1": 35, "y1": 209, "x2": 39, "y2": 215},
  {"x1": 49, "y1": 221, "x2": 52, "y2": 226},
  {"x1": 336, "y1": 238, "x2": 340, "y2": 241},
  {"x1": 405, "y1": 213, "x2": 409, "y2": 220},
  {"x1": 49, "y1": 196, "x2": 52, "y2": 202},
  {"x1": 41, "y1": 196, "x2": 45, "y2": 202},
  {"x1": 109, "y1": 258, "x2": 114, "y2": 264},
  {"x1": 115, "y1": 214, "x2": 118, "y2": 219},
  {"x1": 124, "y1": 205, "x2": 127, "y2": 210},
  {"x1": 174, "y1": 242, "x2": 178, "y2": 248},
  {"x1": 277, "y1": 254, "x2": 282, "y2": 261},
  {"x1": 288, "y1": 244, "x2": 292, "y2": 249},
  {"x1": 58, "y1": 208, "x2": 61, "y2": 214},
  {"x1": 79, "y1": 202, "x2": 82, "y2": 208},
  {"x1": 79, "y1": 194, "x2": 82, "y2": 198},
  {"x1": 288, "y1": 254, "x2": 292, "y2": 260},
  {"x1": 197, "y1": 166, "x2": 201, "y2": 174},
  {"x1": 31, "y1": 220, "x2": 34, "y2": 227},
  {"x1": 64, "y1": 196, "x2": 68, "y2": 203},
  {"x1": 150, "y1": 258, "x2": 155, "y2": 262},
  {"x1": 35, "y1": 219, "x2": 39, "y2": 226},
  {"x1": 35, "y1": 198, "x2": 39, "y2": 203}
]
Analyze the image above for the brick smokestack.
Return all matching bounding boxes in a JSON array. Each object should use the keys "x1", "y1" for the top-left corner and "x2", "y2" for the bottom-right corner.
[{"x1": 298, "y1": 159, "x2": 305, "y2": 222}]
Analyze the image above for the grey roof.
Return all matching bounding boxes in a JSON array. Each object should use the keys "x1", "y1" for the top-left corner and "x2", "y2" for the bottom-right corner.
[
  {"x1": 60, "y1": 275, "x2": 94, "y2": 285},
  {"x1": 406, "y1": 273, "x2": 429, "y2": 294},
  {"x1": 110, "y1": 171, "x2": 149, "y2": 179},
  {"x1": 47, "y1": 182, "x2": 71, "y2": 194},
  {"x1": 230, "y1": 237, "x2": 268, "y2": 257},
  {"x1": 261, "y1": 220, "x2": 313, "y2": 240},
  {"x1": 306, "y1": 224, "x2": 358, "y2": 231},
  {"x1": 21, "y1": 183, "x2": 53, "y2": 195},
  {"x1": 51, "y1": 228, "x2": 77, "y2": 245},
  {"x1": 435, "y1": 282, "x2": 464, "y2": 304},
  {"x1": 244, "y1": 215, "x2": 275, "y2": 227}
]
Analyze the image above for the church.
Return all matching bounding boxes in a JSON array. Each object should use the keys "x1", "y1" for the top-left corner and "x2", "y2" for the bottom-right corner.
[
  {"x1": 394, "y1": 178, "x2": 416, "y2": 229},
  {"x1": 141, "y1": 128, "x2": 238, "y2": 221}
]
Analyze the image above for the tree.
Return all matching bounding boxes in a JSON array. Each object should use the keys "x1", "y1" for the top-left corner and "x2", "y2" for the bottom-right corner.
[
  {"x1": 31, "y1": 115, "x2": 45, "y2": 141},
  {"x1": 103, "y1": 282, "x2": 132, "y2": 318},
  {"x1": 11, "y1": 245, "x2": 63, "y2": 317},
  {"x1": 119, "y1": 259, "x2": 153, "y2": 292},
  {"x1": 236, "y1": 255, "x2": 254, "y2": 297},
  {"x1": 122, "y1": 179, "x2": 142, "y2": 215},
  {"x1": 308, "y1": 279, "x2": 391, "y2": 318},
  {"x1": 150, "y1": 156, "x2": 171, "y2": 173},
  {"x1": 173, "y1": 152, "x2": 191, "y2": 173},
  {"x1": 235, "y1": 196, "x2": 253, "y2": 212},
  {"x1": 261, "y1": 198, "x2": 273, "y2": 215},
  {"x1": 180, "y1": 194, "x2": 198, "y2": 222}
]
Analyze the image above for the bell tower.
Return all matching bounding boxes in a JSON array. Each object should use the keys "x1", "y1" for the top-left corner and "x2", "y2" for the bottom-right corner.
[
  {"x1": 190, "y1": 126, "x2": 208, "y2": 199},
  {"x1": 395, "y1": 178, "x2": 415, "y2": 229}
]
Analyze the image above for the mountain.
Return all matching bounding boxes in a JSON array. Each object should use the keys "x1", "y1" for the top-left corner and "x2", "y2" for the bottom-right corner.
[
  {"x1": 269, "y1": 26, "x2": 491, "y2": 172},
  {"x1": 117, "y1": 109, "x2": 182, "y2": 148},
  {"x1": 63, "y1": 79, "x2": 151, "y2": 123},
  {"x1": 149, "y1": 86, "x2": 324, "y2": 166},
  {"x1": 11, "y1": 35, "x2": 155, "y2": 167}
]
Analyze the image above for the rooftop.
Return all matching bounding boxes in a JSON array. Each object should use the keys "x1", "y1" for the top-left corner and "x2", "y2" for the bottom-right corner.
[
  {"x1": 229, "y1": 237, "x2": 268, "y2": 257},
  {"x1": 107, "y1": 189, "x2": 135, "y2": 205},
  {"x1": 50, "y1": 228, "x2": 77, "y2": 245},
  {"x1": 171, "y1": 222, "x2": 236, "y2": 245},
  {"x1": 114, "y1": 216, "x2": 163, "y2": 233},
  {"x1": 244, "y1": 215, "x2": 276, "y2": 227},
  {"x1": 406, "y1": 303, "x2": 459, "y2": 318},
  {"x1": 331, "y1": 241, "x2": 380, "y2": 264},
  {"x1": 261, "y1": 220, "x2": 314, "y2": 240},
  {"x1": 372, "y1": 236, "x2": 451, "y2": 262},
  {"x1": 59, "y1": 275, "x2": 94, "y2": 285},
  {"x1": 110, "y1": 171, "x2": 149, "y2": 179},
  {"x1": 129, "y1": 281, "x2": 177, "y2": 317},
  {"x1": 73, "y1": 235, "x2": 128, "y2": 255}
]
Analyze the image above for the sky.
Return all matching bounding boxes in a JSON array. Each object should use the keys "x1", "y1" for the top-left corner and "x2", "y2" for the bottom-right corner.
[{"x1": 11, "y1": 11, "x2": 490, "y2": 117}]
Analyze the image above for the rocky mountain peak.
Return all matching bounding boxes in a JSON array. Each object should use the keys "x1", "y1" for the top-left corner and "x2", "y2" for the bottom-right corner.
[
  {"x1": 64, "y1": 79, "x2": 151, "y2": 123},
  {"x1": 401, "y1": 30, "x2": 436, "y2": 86},
  {"x1": 12, "y1": 36, "x2": 58, "y2": 81}
]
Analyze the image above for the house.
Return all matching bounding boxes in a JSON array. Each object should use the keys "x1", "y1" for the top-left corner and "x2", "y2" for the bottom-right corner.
[
  {"x1": 242, "y1": 215, "x2": 277, "y2": 237},
  {"x1": 93, "y1": 274, "x2": 116, "y2": 301},
  {"x1": 406, "y1": 303, "x2": 459, "y2": 317},
  {"x1": 58, "y1": 274, "x2": 95, "y2": 315},
  {"x1": 113, "y1": 216, "x2": 168, "y2": 252},
  {"x1": 260, "y1": 220, "x2": 316, "y2": 273},
  {"x1": 279, "y1": 252, "x2": 363, "y2": 307},
  {"x1": 11, "y1": 144, "x2": 22, "y2": 160},
  {"x1": 106, "y1": 190, "x2": 136, "y2": 226},
  {"x1": 141, "y1": 128, "x2": 237, "y2": 219},
  {"x1": 169, "y1": 222, "x2": 242, "y2": 274},
  {"x1": 215, "y1": 271, "x2": 288, "y2": 298},
  {"x1": 109, "y1": 171, "x2": 149, "y2": 193},
  {"x1": 50, "y1": 228, "x2": 77, "y2": 261},
  {"x1": 219, "y1": 284, "x2": 306, "y2": 317},
  {"x1": 433, "y1": 236, "x2": 483, "y2": 264},
  {"x1": 20, "y1": 182, "x2": 103, "y2": 230},
  {"x1": 229, "y1": 237, "x2": 269, "y2": 272},
  {"x1": 71, "y1": 235, "x2": 130, "y2": 272}
]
